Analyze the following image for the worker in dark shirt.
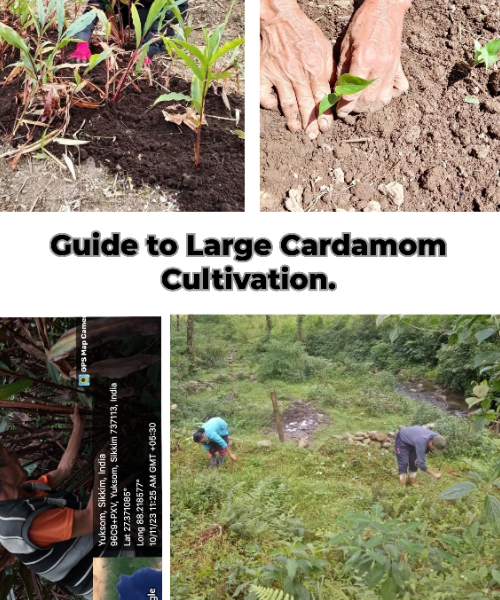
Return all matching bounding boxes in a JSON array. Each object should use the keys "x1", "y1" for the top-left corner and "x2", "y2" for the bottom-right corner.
[
  {"x1": 395, "y1": 425, "x2": 446, "y2": 486},
  {"x1": 69, "y1": 0, "x2": 189, "y2": 64}
]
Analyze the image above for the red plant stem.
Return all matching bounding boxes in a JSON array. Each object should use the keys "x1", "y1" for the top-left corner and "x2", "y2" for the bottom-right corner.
[
  {"x1": 113, "y1": 57, "x2": 134, "y2": 103},
  {"x1": 0, "y1": 400, "x2": 92, "y2": 414}
]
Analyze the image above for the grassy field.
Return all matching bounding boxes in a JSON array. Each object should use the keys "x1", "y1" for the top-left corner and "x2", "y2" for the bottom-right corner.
[{"x1": 170, "y1": 316, "x2": 500, "y2": 600}]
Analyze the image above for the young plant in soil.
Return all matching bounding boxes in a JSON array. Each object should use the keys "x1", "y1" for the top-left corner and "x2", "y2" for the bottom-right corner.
[
  {"x1": 318, "y1": 74, "x2": 375, "y2": 116},
  {"x1": 0, "y1": 2, "x2": 109, "y2": 135},
  {"x1": 112, "y1": 0, "x2": 186, "y2": 103},
  {"x1": 473, "y1": 38, "x2": 500, "y2": 70},
  {"x1": 154, "y1": 0, "x2": 244, "y2": 168}
]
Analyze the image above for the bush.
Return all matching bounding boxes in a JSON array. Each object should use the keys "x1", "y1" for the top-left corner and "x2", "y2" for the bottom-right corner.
[
  {"x1": 357, "y1": 394, "x2": 412, "y2": 417},
  {"x1": 412, "y1": 404, "x2": 492, "y2": 459},
  {"x1": 370, "y1": 342, "x2": 402, "y2": 372},
  {"x1": 171, "y1": 391, "x2": 239, "y2": 426},
  {"x1": 171, "y1": 472, "x2": 226, "y2": 516},
  {"x1": 197, "y1": 339, "x2": 228, "y2": 369},
  {"x1": 308, "y1": 384, "x2": 335, "y2": 404},
  {"x1": 433, "y1": 415, "x2": 492, "y2": 459},
  {"x1": 436, "y1": 340, "x2": 478, "y2": 393},
  {"x1": 411, "y1": 403, "x2": 447, "y2": 426},
  {"x1": 257, "y1": 340, "x2": 326, "y2": 383},
  {"x1": 171, "y1": 391, "x2": 270, "y2": 433}
]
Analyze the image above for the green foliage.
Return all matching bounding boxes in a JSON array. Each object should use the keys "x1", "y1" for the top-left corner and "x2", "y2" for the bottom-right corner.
[
  {"x1": 0, "y1": 5, "x2": 109, "y2": 128},
  {"x1": 157, "y1": 0, "x2": 244, "y2": 166},
  {"x1": 309, "y1": 371, "x2": 411, "y2": 417},
  {"x1": 172, "y1": 472, "x2": 226, "y2": 515},
  {"x1": 318, "y1": 74, "x2": 375, "y2": 116},
  {"x1": 170, "y1": 390, "x2": 270, "y2": 432},
  {"x1": 249, "y1": 586, "x2": 294, "y2": 600},
  {"x1": 306, "y1": 316, "x2": 444, "y2": 374},
  {"x1": 474, "y1": 38, "x2": 500, "y2": 69},
  {"x1": 440, "y1": 464, "x2": 500, "y2": 533},
  {"x1": 257, "y1": 540, "x2": 330, "y2": 600},
  {"x1": 411, "y1": 402, "x2": 446, "y2": 426},
  {"x1": 327, "y1": 504, "x2": 456, "y2": 599},
  {"x1": 0, "y1": 379, "x2": 33, "y2": 399},
  {"x1": 221, "y1": 477, "x2": 298, "y2": 540},
  {"x1": 466, "y1": 381, "x2": 499, "y2": 431},
  {"x1": 434, "y1": 414, "x2": 492, "y2": 459},
  {"x1": 257, "y1": 340, "x2": 327, "y2": 383},
  {"x1": 411, "y1": 403, "x2": 492, "y2": 459},
  {"x1": 436, "y1": 340, "x2": 481, "y2": 392}
]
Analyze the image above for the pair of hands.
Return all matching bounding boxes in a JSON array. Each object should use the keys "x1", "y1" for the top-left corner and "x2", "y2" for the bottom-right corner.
[
  {"x1": 261, "y1": 0, "x2": 411, "y2": 138},
  {"x1": 206, "y1": 451, "x2": 237, "y2": 461}
]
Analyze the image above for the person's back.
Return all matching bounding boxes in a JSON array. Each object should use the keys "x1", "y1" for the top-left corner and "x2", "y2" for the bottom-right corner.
[
  {"x1": 203, "y1": 417, "x2": 228, "y2": 438},
  {"x1": 399, "y1": 425, "x2": 438, "y2": 448}
]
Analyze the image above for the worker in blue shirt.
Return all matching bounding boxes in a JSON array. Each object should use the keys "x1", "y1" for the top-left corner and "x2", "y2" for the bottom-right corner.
[{"x1": 193, "y1": 417, "x2": 237, "y2": 468}]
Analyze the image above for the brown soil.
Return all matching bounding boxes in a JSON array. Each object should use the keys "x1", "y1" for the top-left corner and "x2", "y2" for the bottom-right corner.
[
  {"x1": 0, "y1": 143, "x2": 180, "y2": 211},
  {"x1": 260, "y1": 0, "x2": 500, "y2": 212},
  {"x1": 272, "y1": 400, "x2": 330, "y2": 441},
  {"x1": 0, "y1": 0, "x2": 245, "y2": 212},
  {"x1": 0, "y1": 71, "x2": 244, "y2": 212}
]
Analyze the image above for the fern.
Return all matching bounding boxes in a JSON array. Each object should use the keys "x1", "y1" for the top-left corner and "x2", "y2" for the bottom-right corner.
[
  {"x1": 250, "y1": 585, "x2": 295, "y2": 600},
  {"x1": 221, "y1": 477, "x2": 294, "y2": 539}
]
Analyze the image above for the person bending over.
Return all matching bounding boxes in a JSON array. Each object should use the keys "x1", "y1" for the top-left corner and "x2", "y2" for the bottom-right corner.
[
  {"x1": 193, "y1": 417, "x2": 237, "y2": 468},
  {"x1": 70, "y1": 0, "x2": 189, "y2": 65},
  {"x1": 260, "y1": 0, "x2": 411, "y2": 138},
  {"x1": 395, "y1": 425, "x2": 446, "y2": 487}
]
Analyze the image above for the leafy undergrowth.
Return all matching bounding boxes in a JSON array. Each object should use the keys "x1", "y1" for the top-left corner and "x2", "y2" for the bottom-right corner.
[{"x1": 170, "y1": 317, "x2": 500, "y2": 600}]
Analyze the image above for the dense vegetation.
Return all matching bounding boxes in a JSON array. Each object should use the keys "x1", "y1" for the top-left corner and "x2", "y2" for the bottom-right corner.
[{"x1": 171, "y1": 315, "x2": 500, "y2": 600}]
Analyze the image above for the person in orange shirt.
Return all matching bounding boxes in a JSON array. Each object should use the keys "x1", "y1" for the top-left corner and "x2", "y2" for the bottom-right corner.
[{"x1": 0, "y1": 404, "x2": 96, "y2": 598}]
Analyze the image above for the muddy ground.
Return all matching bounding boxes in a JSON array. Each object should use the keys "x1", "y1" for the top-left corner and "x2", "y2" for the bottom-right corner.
[
  {"x1": 272, "y1": 400, "x2": 331, "y2": 442},
  {"x1": 260, "y1": 0, "x2": 500, "y2": 212},
  {"x1": 0, "y1": 0, "x2": 244, "y2": 212}
]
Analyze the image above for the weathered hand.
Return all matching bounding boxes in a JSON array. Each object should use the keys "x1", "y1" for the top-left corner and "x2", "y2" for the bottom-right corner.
[
  {"x1": 261, "y1": 0, "x2": 335, "y2": 138},
  {"x1": 336, "y1": 0, "x2": 411, "y2": 118}
]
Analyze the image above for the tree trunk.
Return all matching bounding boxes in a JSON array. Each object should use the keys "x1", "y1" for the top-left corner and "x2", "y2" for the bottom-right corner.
[
  {"x1": 296, "y1": 315, "x2": 305, "y2": 342},
  {"x1": 265, "y1": 316, "x2": 273, "y2": 336},
  {"x1": 176, "y1": 315, "x2": 180, "y2": 330},
  {"x1": 187, "y1": 315, "x2": 195, "y2": 366}
]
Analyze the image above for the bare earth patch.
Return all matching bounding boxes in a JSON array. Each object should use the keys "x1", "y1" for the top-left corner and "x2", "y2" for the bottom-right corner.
[{"x1": 272, "y1": 400, "x2": 331, "y2": 442}]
